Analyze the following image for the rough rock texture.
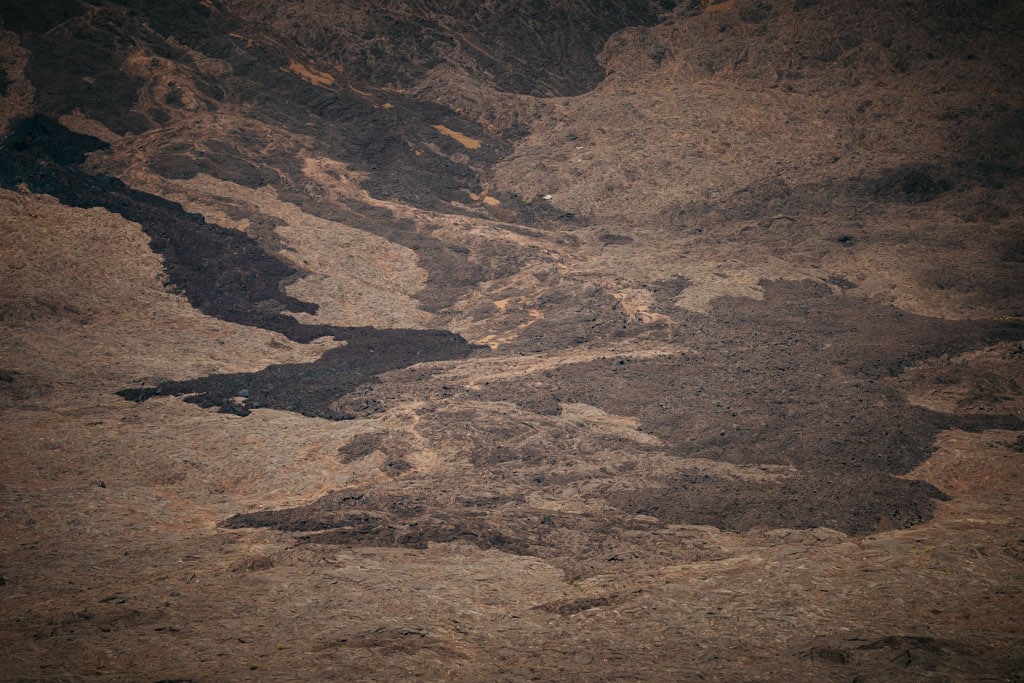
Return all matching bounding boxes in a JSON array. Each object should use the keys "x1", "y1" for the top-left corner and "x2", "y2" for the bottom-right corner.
[{"x1": 1, "y1": 0, "x2": 1023, "y2": 679}]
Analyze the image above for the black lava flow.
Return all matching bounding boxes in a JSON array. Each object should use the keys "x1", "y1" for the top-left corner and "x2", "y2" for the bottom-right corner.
[{"x1": 0, "y1": 115, "x2": 478, "y2": 412}]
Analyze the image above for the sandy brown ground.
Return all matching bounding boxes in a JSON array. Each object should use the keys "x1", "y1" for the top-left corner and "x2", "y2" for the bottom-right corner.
[
  {"x1": 2, "y1": 170, "x2": 1021, "y2": 681},
  {"x1": 2, "y1": 0, "x2": 1024, "y2": 680}
]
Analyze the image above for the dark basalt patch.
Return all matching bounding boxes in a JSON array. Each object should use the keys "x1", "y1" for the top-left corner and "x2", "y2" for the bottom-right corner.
[
  {"x1": 336, "y1": 431, "x2": 415, "y2": 477},
  {"x1": 0, "y1": 116, "x2": 481, "y2": 417},
  {"x1": 0, "y1": 0, "x2": 83, "y2": 35},
  {"x1": 300, "y1": 279, "x2": 1024, "y2": 541},
  {"x1": 3, "y1": 0, "x2": 561, "y2": 315},
  {"x1": 0, "y1": 369, "x2": 51, "y2": 403},
  {"x1": 11, "y1": 2, "x2": 189, "y2": 135},
  {"x1": 672, "y1": 166, "x2": 987, "y2": 230},
  {"x1": 220, "y1": 487, "x2": 531, "y2": 554},
  {"x1": 0, "y1": 117, "x2": 488, "y2": 352},
  {"x1": 463, "y1": 280, "x2": 1024, "y2": 534},
  {"x1": 4, "y1": 0, "x2": 509, "y2": 211},
  {"x1": 118, "y1": 328, "x2": 476, "y2": 419},
  {"x1": 218, "y1": 483, "x2": 677, "y2": 574},
  {"x1": 599, "y1": 232, "x2": 635, "y2": 246},
  {"x1": 493, "y1": 284, "x2": 637, "y2": 354},
  {"x1": 109, "y1": 2, "x2": 510, "y2": 210},
  {"x1": 854, "y1": 164, "x2": 955, "y2": 204},
  {"x1": 217, "y1": 466, "x2": 720, "y2": 578},
  {"x1": 297, "y1": 523, "x2": 524, "y2": 553},
  {"x1": 536, "y1": 595, "x2": 619, "y2": 616},
  {"x1": 203, "y1": 41, "x2": 503, "y2": 211},
  {"x1": 271, "y1": 193, "x2": 502, "y2": 314},
  {"x1": 0, "y1": 116, "x2": 331, "y2": 341},
  {"x1": 232, "y1": 0, "x2": 678, "y2": 97},
  {"x1": 410, "y1": 405, "x2": 663, "y2": 467},
  {"x1": 608, "y1": 470, "x2": 952, "y2": 535},
  {"x1": 796, "y1": 632, "x2": 1017, "y2": 679},
  {"x1": 148, "y1": 147, "x2": 280, "y2": 190}
]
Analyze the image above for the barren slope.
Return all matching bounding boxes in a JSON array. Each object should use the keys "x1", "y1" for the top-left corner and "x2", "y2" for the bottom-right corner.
[{"x1": 1, "y1": 0, "x2": 1023, "y2": 680}]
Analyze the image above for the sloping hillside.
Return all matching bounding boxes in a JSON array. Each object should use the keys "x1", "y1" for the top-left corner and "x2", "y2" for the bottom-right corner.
[{"x1": 1, "y1": 0, "x2": 1023, "y2": 679}]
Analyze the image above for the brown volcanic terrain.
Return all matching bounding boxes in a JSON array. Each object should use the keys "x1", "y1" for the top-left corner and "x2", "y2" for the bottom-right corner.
[{"x1": 2, "y1": 0, "x2": 1024, "y2": 680}]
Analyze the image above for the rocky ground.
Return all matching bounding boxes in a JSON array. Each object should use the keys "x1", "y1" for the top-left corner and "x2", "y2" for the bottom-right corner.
[{"x1": 1, "y1": 0, "x2": 1023, "y2": 680}]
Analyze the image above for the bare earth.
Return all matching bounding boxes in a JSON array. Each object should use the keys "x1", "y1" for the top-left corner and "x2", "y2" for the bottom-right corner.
[{"x1": 1, "y1": 0, "x2": 1023, "y2": 680}]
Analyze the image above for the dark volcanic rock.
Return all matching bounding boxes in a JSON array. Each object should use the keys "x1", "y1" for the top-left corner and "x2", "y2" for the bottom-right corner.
[
  {"x1": 230, "y1": 0, "x2": 678, "y2": 96},
  {"x1": 3, "y1": 0, "x2": 509, "y2": 210},
  {"x1": 217, "y1": 280, "x2": 1024, "y2": 547},
  {"x1": 0, "y1": 116, "x2": 330, "y2": 340},
  {"x1": 456, "y1": 280, "x2": 1024, "y2": 535},
  {"x1": 119, "y1": 328, "x2": 476, "y2": 419},
  {"x1": 0, "y1": 0, "x2": 84, "y2": 36},
  {"x1": 12, "y1": 4, "x2": 153, "y2": 134}
]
